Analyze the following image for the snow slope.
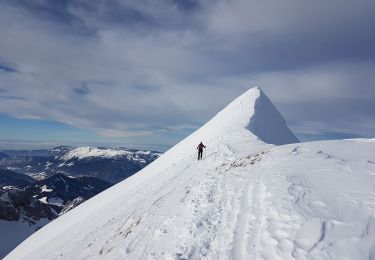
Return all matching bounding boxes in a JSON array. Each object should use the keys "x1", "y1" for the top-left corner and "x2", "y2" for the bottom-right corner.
[{"x1": 7, "y1": 87, "x2": 375, "y2": 259}]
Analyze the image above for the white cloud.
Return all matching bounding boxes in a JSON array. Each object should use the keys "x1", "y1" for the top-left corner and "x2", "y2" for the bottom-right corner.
[{"x1": 0, "y1": 0, "x2": 375, "y2": 143}]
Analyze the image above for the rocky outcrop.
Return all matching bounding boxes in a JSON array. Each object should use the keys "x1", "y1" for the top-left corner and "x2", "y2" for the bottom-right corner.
[{"x1": 0, "y1": 187, "x2": 57, "y2": 222}]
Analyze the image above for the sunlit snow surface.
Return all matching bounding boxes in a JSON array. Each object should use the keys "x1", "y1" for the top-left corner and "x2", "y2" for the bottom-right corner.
[
  {"x1": 6, "y1": 88, "x2": 375, "y2": 259},
  {"x1": 60, "y1": 147, "x2": 133, "y2": 160}
]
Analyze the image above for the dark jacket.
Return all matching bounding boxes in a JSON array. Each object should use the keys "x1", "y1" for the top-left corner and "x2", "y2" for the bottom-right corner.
[{"x1": 197, "y1": 143, "x2": 206, "y2": 150}]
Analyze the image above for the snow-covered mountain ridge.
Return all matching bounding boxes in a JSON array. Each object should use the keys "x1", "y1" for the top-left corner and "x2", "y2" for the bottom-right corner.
[
  {"x1": 0, "y1": 146, "x2": 161, "y2": 183},
  {"x1": 7, "y1": 87, "x2": 375, "y2": 259},
  {"x1": 58, "y1": 147, "x2": 161, "y2": 161}
]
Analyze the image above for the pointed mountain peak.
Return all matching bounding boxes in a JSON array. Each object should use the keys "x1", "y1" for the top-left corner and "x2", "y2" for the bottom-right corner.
[{"x1": 182, "y1": 86, "x2": 298, "y2": 148}]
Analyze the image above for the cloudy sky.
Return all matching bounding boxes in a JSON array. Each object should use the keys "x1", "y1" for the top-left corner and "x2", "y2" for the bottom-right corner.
[{"x1": 1, "y1": 0, "x2": 375, "y2": 150}]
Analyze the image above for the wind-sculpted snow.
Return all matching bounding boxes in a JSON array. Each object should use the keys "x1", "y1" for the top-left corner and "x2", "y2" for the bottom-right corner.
[
  {"x1": 6, "y1": 87, "x2": 375, "y2": 260},
  {"x1": 248, "y1": 90, "x2": 299, "y2": 145}
]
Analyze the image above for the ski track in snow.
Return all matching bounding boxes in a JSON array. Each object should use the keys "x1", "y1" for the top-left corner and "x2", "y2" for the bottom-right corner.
[{"x1": 109, "y1": 143, "x2": 282, "y2": 260}]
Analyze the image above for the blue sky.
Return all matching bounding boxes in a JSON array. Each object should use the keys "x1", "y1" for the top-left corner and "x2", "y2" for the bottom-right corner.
[
  {"x1": 0, "y1": 0, "x2": 375, "y2": 150},
  {"x1": 0, "y1": 113, "x2": 185, "y2": 150}
]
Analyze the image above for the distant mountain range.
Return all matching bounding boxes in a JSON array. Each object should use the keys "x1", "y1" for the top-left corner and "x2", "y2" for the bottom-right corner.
[
  {"x1": 0, "y1": 152, "x2": 9, "y2": 159},
  {"x1": 1, "y1": 171, "x2": 111, "y2": 220},
  {"x1": 0, "y1": 168, "x2": 35, "y2": 188},
  {"x1": 0, "y1": 170, "x2": 111, "y2": 257},
  {"x1": 0, "y1": 146, "x2": 161, "y2": 258},
  {"x1": 0, "y1": 146, "x2": 161, "y2": 183}
]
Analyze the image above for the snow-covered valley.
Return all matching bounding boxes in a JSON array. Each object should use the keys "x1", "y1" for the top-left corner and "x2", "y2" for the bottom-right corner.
[{"x1": 6, "y1": 87, "x2": 375, "y2": 259}]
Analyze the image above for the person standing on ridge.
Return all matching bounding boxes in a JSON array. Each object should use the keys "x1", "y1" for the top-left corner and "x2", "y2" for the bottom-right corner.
[{"x1": 197, "y1": 142, "x2": 206, "y2": 160}]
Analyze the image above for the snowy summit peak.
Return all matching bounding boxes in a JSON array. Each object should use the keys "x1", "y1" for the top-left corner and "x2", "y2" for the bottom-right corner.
[{"x1": 177, "y1": 86, "x2": 298, "y2": 149}]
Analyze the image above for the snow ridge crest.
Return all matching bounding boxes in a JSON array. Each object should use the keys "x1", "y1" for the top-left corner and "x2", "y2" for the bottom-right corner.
[{"x1": 204, "y1": 86, "x2": 298, "y2": 145}]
